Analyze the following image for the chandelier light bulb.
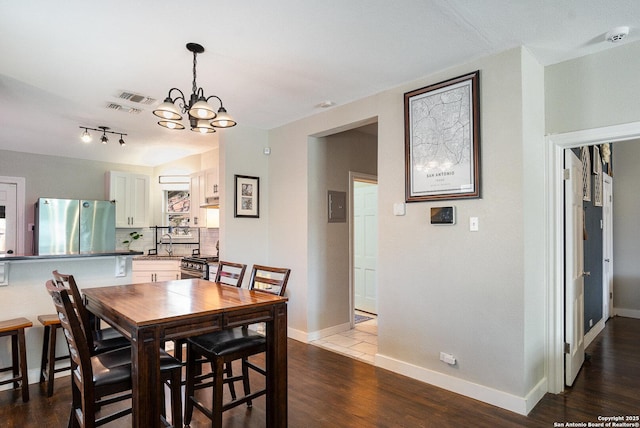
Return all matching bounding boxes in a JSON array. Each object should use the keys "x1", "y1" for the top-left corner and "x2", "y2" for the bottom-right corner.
[{"x1": 166, "y1": 121, "x2": 177, "y2": 129}]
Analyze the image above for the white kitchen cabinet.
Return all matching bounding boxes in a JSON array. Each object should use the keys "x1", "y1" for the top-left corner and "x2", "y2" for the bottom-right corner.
[
  {"x1": 204, "y1": 167, "x2": 219, "y2": 199},
  {"x1": 189, "y1": 172, "x2": 206, "y2": 227},
  {"x1": 132, "y1": 259, "x2": 180, "y2": 283},
  {"x1": 106, "y1": 171, "x2": 150, "y2": 228},
  {"x1": 190, "y1": 167, "x2": 219, "y2": 228}
]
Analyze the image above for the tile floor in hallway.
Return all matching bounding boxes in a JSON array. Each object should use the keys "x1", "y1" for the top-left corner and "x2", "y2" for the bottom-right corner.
[{"x1": 310, "y1": 312, "x2": 378, "y2": 364}]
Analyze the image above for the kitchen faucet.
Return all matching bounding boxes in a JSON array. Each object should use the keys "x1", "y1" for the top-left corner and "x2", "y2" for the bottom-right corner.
[{"x1": 162, "y1": 233, "x2": 173, "y2": 256}]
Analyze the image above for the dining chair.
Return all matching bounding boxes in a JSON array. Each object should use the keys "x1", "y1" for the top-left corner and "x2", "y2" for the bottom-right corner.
[
  {"x1": 173, "y1": 261, "x2": 247, "y2": 364},
  {"x1": 183, "y1": 264, "x2": 290, "y2": 427},
  {"x1": 45, "y1": 280, "x2": 183, "y2": 428},
  {"x1": 51, "y1": 270, "x2": 130, "y2": 355}
]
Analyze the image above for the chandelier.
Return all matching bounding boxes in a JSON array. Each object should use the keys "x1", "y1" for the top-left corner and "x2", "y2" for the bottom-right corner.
[
  {"x1": 79, "y1": 126, "x2": 127, "y2": 146},
  {"x1": 153, "y1": 43, "x2": 237, "y2": 134}
]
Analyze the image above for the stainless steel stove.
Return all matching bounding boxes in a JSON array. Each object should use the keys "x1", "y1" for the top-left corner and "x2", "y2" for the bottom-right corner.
[{"x1": 180, "y1": 254, "x2": 218, "y2": 280}]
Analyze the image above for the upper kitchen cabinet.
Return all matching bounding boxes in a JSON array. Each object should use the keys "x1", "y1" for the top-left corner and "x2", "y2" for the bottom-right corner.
[
  {"x1": 105, "y1": 171, "x2": 150, "y2": 228},
  {"x1": 190, "y1": 167, "x2": 219, "y2": 228},
  {"x1": 204, "y1": 167, "x2": 219, "y2": 199}
]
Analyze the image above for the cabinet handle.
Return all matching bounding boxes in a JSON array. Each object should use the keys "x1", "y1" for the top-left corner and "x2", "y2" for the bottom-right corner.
[
  {"x1": 194, "y1": 217, "x2": 198, "y2": 225},
  {"x1": 213, "y1": 184, "x2": 218, "y2": 194}
]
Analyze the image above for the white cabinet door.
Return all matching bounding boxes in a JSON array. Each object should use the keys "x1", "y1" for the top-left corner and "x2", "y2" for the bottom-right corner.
[
  {"x1": 106, "y1": 172, "x2": 149, "y2": 228},
  {"x1": 132, "y1": 259, "x2": 180, "y2": 283},
  {"x1": 129, "y1": 174, "x2": 150, "y2": 228},
  {"x1": 204, "y1": 167, "x2": 219, "y2": 199},
  {"x1": 190, "y1": 172, "x2": 206, "y2": 227}
]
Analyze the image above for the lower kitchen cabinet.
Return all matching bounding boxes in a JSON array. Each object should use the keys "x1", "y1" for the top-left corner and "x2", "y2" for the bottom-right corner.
[{"x1": 132, "y1": 259, "x2": 180, "y2": 283}]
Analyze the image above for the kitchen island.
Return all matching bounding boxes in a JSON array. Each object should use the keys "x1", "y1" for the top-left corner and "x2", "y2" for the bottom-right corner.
[{"x1": 0, "y1": 252, "x2": 142, "y2": 392}]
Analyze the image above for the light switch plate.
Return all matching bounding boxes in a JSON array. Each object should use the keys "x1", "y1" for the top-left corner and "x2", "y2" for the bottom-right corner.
[
  {"x1": 393, "y1": 203, "x2": 405, "y2": 216},
  {"x1": 469, "y1": 217, "x2": 479, "y2": 231}
]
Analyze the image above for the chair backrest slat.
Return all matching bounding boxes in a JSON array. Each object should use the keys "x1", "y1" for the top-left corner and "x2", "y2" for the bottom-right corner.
[
  {"x1": 248, "y1": 265, "x2": 291, "y2": 297},
  {"x1": 214, "y1": 261, "x2": 247, "y2": 287}
]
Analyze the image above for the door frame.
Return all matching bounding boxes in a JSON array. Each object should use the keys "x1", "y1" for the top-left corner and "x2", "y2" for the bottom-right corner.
[
  {"x1": 546, "y1": 121, "x2": 640, "y2": 394},
  {"x1": 602, "y1": 173, "x2": 613, "y2": 321},
  {"x1": 348, "y1": 171, "x2": 378, "y2": 328},
  {"x1": 0, "y1": 176, "x2": 26, "y2": 255}
]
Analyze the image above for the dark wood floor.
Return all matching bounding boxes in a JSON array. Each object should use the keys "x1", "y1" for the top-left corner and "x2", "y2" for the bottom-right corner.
[{"x1": 1, "y1": 316, "x2": 638, "y2": 427}]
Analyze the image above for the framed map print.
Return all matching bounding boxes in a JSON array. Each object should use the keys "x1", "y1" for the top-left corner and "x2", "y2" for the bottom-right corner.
[{"x1": 404, "y1": 71, "x2": 481, "y2": 202}]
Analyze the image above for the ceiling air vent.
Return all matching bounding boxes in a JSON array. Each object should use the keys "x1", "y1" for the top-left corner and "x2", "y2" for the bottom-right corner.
[
  {"x1": 105, "y1": 103, "x2": 143, "y2": 114},
  {"x1": 118, "y1": 91, "x2": 156, "y2": 105}
]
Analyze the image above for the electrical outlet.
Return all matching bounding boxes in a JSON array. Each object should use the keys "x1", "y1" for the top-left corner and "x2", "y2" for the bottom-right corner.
[{"x1": 440, "y1": 352, "x2": 457, "y2": 365}]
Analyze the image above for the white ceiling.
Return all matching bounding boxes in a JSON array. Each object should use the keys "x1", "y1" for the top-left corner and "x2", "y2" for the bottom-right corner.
[{"x1": 0, "y1": 1, "x2": 638, "y2": 166}]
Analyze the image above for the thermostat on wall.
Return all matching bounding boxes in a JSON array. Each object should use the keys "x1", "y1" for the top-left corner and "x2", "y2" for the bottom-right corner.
[{"x1": 430, "y1": 206, "x2": 456, "y2": 225}]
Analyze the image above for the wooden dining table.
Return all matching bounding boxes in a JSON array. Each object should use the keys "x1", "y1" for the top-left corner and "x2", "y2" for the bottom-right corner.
[{"x1": 83, "y1": 278, "x2": 288, "y2": 428}]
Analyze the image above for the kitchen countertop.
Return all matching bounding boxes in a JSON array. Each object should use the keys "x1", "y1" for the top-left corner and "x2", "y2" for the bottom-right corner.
[
  {"x1": 132, "y1": 255, "x2": 184, "y2": 260},
  {"x1": 0, "y1": 251, "x2": 143, "y2": 261}
]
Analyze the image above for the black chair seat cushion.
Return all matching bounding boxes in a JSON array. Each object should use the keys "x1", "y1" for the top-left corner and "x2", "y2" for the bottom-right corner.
[
  {"x1": 91, "y1": 347, "x2": 182, "y2": 387},
  {"x1": 93, "y1": 335, "x2": 131, "y2": 354},
  {"x1": 94, "y1": 326, "x2": 125, "y2": 341},
  {"x1": 188, "y1": 328, "x2": 266, "y2": 357}
]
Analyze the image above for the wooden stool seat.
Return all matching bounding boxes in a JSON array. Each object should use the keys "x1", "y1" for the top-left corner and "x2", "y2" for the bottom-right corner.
[
  {"x1": 38, "y1": 314, "x2": 70, "y2": 397},
  {"x1": 0, "y1": 317, "x2": 33, "y2": 402}
]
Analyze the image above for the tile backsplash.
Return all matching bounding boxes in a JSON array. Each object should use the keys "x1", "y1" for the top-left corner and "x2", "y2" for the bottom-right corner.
[{"x1": 116, "y1": 227, "x2": 219, "y2": 257}]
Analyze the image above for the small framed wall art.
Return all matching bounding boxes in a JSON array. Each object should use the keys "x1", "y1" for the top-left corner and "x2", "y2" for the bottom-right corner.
[{"x1": 234, "y1": 175, "x2": 260, "y2": 218}]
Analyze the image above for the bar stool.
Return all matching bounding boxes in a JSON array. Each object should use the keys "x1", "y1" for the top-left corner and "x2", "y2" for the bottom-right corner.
[
  {"x1": 38, "y1": 314, "x2": 70, "y2": 397},
  {"x1": 0, "y1": 317, "x2": 33, "y2": 402}
]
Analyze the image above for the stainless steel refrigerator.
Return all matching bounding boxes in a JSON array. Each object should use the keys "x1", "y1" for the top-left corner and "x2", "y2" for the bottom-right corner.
[{"x1": 35, "y1": 198, "x2": 116, "y2": 255}]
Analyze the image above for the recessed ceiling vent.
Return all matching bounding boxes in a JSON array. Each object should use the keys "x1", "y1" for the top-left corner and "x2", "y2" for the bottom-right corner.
[
  {"x1": 105, "y1": 103, "x2": 143, "y2": 114},
  {"x1": 118, "y1": 91, "x2": 156, "y2": 105}
]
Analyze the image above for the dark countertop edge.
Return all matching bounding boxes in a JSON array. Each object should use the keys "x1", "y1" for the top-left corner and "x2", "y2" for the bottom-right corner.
[{"x1": 0, "y1": 251, "x2": 143, "y2": 261}]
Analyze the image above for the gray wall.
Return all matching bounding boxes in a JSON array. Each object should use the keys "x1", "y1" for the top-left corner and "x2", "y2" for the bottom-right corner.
[
  {"x1": 308, "y1": 128, "x2": 377, "y2": 332},
  {"x1": 612, "y1": 140, "x2": 640, "y2": 314},
  {"x1": 267, "y1": 46, "x2": 547, "y2": 413},
  {"x1": 546, "y1": 40, "x2": 640, "y2": 135}
]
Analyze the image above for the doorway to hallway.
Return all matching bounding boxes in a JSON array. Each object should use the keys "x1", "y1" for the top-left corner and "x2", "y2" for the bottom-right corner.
[{"x1": 352, "y1": 174, "x2": 378, "y2": 316}]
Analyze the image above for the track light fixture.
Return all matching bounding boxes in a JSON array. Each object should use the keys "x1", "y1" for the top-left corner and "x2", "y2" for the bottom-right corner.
[
  {"x1": 153, "y1": 42, "x2": 237, "y2": 134},
  {"x1": 79, "y1": 126, "x2": 127, "y2": 146}
]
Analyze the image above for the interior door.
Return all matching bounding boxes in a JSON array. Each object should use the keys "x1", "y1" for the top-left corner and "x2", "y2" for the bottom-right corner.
[
  {"x1": 565, "y1": 149, "x2": 585, "y2": 386},
  {"x1": 0, "y1": 183, "x2": 17, "y2": 255},
  {"x1": 354, "y1": 181, "x2": 378, "y2": 314},
  {"x1": 602, "y1": 173, "x2": 613, "y2": 320}
]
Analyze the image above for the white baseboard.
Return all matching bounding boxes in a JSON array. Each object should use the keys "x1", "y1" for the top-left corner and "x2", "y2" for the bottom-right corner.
[
  {"x1": 375, "y1": 353, "x2": 545, "y2": 416},
  {"x1": 613, "y1": 307, "x2": 640, "y2": 319},
  {"x1": 289, "y1": 322, "x2": 351, "y2": 343},
  {"x1": 584, "y1": 318, "x2": 606, "y2": 348}
]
